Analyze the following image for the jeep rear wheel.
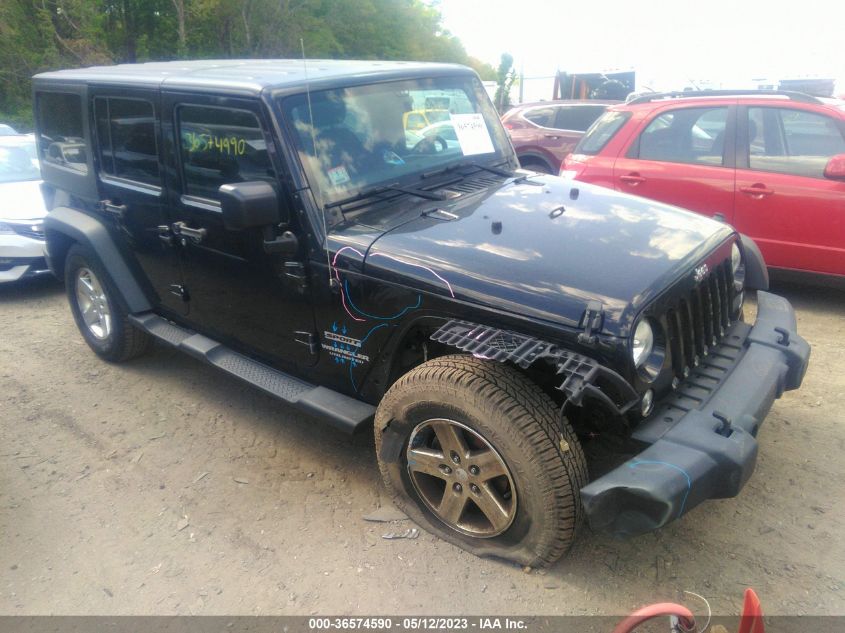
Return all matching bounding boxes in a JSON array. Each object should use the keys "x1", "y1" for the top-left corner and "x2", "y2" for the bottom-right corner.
[
  {"x1": 375, "y1": 355, "x2": 588, "y2": 567},
  {"x1": 65, "y1": 243, "x2": 152, "y2": 362}
]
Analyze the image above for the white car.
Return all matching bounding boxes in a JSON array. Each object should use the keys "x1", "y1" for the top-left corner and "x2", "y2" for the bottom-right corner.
[{"x1": 0, "y1": 134, "x2": 50, "y2": 282}]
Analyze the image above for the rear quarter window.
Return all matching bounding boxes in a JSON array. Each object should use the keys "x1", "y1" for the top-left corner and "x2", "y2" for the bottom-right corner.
[
  {"x1": 522, "y1": 106, "x2": 557, "y2": 128},
  {"x1": 574, "y1": 110, "x2": 631, "y2": 154},
  {"x1": 36, "y1": 92, "x2": 89, "y2": 175}
]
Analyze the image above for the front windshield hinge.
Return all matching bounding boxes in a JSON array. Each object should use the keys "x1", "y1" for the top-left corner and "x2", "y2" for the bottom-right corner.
[{"x1": 577, "y1": 301, "x2": 605, "y2": 347}]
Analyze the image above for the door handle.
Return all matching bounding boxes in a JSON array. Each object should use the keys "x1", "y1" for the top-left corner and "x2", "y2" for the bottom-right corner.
[
  {"x1": 544, "y1": 134, "x2": 561, "y2": 140},
  {"x1": 739, "y1": 185, "x2": 774, "y2": 197},
  {"x1": 172, "y1": 221, "x2": 207, "y2": 243},
  {"x1": 620, "y1": 173, "x2": 646, "y2": 185},
  {"x1": 100, "y1": 200, "x2": 127, "y2": 218},
  {"x1": 157, "y1": 224, "x2": 174, "y2": 246}
]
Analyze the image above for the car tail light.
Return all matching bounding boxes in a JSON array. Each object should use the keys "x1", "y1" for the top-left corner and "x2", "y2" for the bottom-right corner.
[
  {"x1": 560, "y1": 154, "x2": 587, "y2": 179},
  {"x1": 502, "y1": 121, "x2": 515, "y2": 130}
]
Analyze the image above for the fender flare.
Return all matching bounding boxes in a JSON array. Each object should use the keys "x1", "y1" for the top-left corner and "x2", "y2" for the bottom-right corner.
[
  {"x1": 44, "y1": 207, "x2": 152, "y2": 313},
  {"x1": 739, "y1": 234, "x2": 769, "y2": 291}
]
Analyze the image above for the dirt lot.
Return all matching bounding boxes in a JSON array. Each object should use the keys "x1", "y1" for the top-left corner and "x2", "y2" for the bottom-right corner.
[{"x1": 1, "y1": 277, "x2": 843, "y2": 617}]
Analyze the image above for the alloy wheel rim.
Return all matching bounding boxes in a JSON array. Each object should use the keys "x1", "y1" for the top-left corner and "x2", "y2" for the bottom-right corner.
[
  {"x1": 406, "y1": 418, "x2": 517, "y2": 538},
  {"x1": 75, "y1": 267, "x2": 112, "y2": 340}
]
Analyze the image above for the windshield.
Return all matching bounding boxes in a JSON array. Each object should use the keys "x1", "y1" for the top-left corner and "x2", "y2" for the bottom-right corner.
[
  {"x1": 0, "y1": 136, "x2": 40, "y2": 184},
  {"x1": 280, "y1": 75, "x2": 510, "y2": 204}
]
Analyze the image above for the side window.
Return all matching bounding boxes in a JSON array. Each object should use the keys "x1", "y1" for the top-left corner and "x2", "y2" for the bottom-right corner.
[
  {"x1": 748, "y1": 107, "x2": 845, "y2": 178},
  {"x1": 36, "y1": 92, "x2": 88, "y2": 174},
  {"x1": 638, "y1": 107, "x2": 728, "y2": 166},
  {"x1": 554, "y1": 105, "x2": 606, "y2": 132},
  {"x1": 523, "y1": 107, "x2": 556, "y2": 128},
  {"x1": 177, "y1": 105, "x2": 274, "y2": 200},
  {"x1": 94, "y1": 97, "x2": 159, "y2": 185}
]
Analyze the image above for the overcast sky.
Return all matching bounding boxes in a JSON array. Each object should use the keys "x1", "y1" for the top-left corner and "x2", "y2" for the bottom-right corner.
[{"x1": 436, "y1": 0, "x2": 845, "y2": 97}]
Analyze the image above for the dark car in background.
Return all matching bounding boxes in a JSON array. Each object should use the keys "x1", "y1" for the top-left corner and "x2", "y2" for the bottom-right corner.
[
  {"x1": 563, "y1": 90, "x2": 845, "y2": 278},
  {"x1": 502, "y1": 100, "x2": 616, "y2": 173}
]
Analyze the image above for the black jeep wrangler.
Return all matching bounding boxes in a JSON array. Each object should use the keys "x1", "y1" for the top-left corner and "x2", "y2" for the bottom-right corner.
[{"x1": 34, "y1": 60, "x2": 810, "y2": 567}]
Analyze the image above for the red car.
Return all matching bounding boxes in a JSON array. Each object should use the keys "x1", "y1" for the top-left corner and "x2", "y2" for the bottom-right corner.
[
  {"x1": 502, "y1": 100, "x2": 615, "y2": 174},
  {"x1": 563, "y1": 91, "x2": 845, "y2": 277}
]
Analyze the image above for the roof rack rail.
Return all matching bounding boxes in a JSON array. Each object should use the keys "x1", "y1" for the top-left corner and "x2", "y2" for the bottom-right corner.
[{"x1": 625, "y1": 90, "x2": 822, "y2": 105}]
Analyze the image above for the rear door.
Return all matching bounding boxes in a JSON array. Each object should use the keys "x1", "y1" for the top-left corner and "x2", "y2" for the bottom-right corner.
[
  {"x1": 508, "y1": 105, "x2": 562, "y2": 172},
  {"x1": 162, "y1": 91, "x2": 318, "y2": 368},
  {"x1": 733, "y1": 104, "x2": 845, "y2": 274},
  {"x1": 612, "y1": 104, "x2": 736, "y2": 220},
  {"x1": 90, "y1": 87, "x2": 186, "y2": 316}
]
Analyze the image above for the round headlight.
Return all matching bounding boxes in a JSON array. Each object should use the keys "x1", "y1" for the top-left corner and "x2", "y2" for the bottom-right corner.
[
  {"x1": 731, "y1": 243, "x2": 742, "y2": 275},
  {"x1": 632, "y1": 320, "x2": 654, "y2": 368}
]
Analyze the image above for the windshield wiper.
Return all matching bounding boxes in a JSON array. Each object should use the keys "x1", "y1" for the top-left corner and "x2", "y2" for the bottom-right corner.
[
  {"x1": 326, "y1": 184, "x2": 447, "y2": 209},
  {"x1": 421, "y1": 160, "x2": 515, "y2": 180}
]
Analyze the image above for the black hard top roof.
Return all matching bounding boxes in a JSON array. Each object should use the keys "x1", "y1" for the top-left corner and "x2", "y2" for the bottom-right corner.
[{"x1": 33, "y1": 59, "x2": 475, "y2": 96}]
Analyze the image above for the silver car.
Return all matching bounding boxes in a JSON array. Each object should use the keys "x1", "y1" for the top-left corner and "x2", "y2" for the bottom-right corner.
[{"x1": 0, "y1": 134, "x2": 50, "y2": 282}]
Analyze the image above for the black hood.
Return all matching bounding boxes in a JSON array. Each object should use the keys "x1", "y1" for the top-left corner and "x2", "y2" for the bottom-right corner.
[{"x1": 330, "y1": 175, "x2": 734, "y2": 337}]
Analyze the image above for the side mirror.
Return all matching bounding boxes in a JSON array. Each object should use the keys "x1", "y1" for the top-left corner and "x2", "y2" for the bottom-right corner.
[
  {"x1": 823, "y1": 154, "x2": 845, "y2": 181},
  {"x1": 218, "y1": 181, "x2": 281, "y2": 230}
]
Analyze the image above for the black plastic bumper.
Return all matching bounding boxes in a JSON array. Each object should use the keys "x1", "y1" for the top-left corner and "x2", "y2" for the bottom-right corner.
[{"x1": 580, "y1": 291, "x2": 810, "y2": 538}]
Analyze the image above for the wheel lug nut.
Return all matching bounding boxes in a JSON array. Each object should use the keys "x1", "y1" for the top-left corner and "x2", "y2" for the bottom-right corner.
[
  {"x1": 440, "y1": 464, "x2": 452, "y2": 475},
  {"x1": 450, "y1": 451, "x2": 460, "y2": 464},
  {"x1": 469, "y1": 465, "x2": 479, "y2": 476},
  {"x1": 470, "y1": 484, "x2": 480, "y2": 495},
  {"x1": 453, "y1": 483, "x2": 462, "y2": 493}
]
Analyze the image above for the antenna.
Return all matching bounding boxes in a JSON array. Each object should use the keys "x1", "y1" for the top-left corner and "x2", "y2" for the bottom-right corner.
[{"x1": 301, "y1": 38, "x2": 335, "y2": 288}]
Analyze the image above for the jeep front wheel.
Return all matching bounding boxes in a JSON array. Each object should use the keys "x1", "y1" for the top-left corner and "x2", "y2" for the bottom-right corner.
[
  {"x1": 374, "y1": 355, "x2": 588, "y2": 567},
  {"x1": 65, "y1": 243, "x2": 152, "y2": 362}
]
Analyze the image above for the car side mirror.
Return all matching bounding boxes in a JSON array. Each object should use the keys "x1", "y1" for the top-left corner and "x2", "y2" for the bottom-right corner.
[
  {"x1": 218, "y1": 181, "x2": 281, "y2": 230},
  {"x1": 823, "y1": 154, "x2": 845, "y2": 181}
]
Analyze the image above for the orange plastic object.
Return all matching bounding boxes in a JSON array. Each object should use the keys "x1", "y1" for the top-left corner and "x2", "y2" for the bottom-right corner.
[{"x1": 738, "y1": 588, "x2": 765, "y2": 633}]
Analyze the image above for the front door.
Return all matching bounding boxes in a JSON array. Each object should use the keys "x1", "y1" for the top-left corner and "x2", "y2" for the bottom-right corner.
[
  {"x1": 733, "y1": 105, "x2": 845, "y2": 275},
  {"x1": 90, "y1": 87, "x2": 186, "y2": 315},
  {"x1": 161, "y1": 92, "x2": 318, "y2": 369},
  {"x1": 613, "y1": 104, "x2": 736, "y2": 221}
]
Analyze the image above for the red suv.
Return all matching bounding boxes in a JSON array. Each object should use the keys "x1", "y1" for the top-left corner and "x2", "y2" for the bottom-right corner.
[
  {"x1": 502, "y1": 100, "x2": 615, "y2": 174},
  {"x1": 563, "y1": 91, "x2": 845, "y2": 277}
]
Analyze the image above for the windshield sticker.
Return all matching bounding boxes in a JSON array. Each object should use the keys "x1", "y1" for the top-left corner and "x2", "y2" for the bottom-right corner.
[
  {"x1": 327, "y1": 165, "x2": 350, "y2": 186},
  {"x1": 450, "y1": 113, "x2": 495, "y2": 156}
]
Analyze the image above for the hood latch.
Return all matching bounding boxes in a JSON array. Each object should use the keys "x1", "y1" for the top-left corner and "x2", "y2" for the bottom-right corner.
[{"x1": 578, "y1": 301, "x2": 604, "y2": 347}]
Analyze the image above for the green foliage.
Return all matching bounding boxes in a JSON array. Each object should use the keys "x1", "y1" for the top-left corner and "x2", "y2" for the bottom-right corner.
[
  {"x1": 0, "y1": 0, "x2": 501, "y2": 128},
  {"x1": 494, "y1": 53, "x2": 518, "y2": 114}
]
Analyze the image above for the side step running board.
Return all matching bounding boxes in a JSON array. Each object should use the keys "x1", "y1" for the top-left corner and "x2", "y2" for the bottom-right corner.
[{"x1": 129, "y1": 312, "x2": 375, "y2": 434}]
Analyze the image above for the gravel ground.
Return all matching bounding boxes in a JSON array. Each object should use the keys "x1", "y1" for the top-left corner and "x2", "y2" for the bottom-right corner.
[{"x1": 1, "y1": 276, "x2": 843, "y2": 616}]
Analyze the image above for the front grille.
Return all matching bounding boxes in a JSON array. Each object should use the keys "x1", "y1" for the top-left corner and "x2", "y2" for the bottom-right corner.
[
  {"x1": 11, "y1": 222, "x2": 45, "y2": 241},
  {"x1": 664, "y1": 259, "x2": 735, "y2": 381}
]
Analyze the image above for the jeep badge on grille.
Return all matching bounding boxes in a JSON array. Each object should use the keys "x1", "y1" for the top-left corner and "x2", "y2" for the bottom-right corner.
[{"x1": 693, "y1": 263, "x2": 709, "y2": 283}]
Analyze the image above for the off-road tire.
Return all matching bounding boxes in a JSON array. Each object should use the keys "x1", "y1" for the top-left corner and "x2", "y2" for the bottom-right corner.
[
  {"x1": 65, "y1": 243, "x2": 152, "y2": 362},
  {"x1": 375, "y1": 354, "x2": 588, "y2": 567}
]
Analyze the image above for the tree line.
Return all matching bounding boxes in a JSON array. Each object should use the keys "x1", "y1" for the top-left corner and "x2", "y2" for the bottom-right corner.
[{"x1": 0, "y1": 0, "x2": 497, "y2": 130}]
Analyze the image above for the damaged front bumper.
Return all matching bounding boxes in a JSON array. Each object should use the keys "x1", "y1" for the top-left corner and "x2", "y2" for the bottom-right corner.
[{"x1": 580, "y1": 291, "x2": 810, "y2": 538}]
